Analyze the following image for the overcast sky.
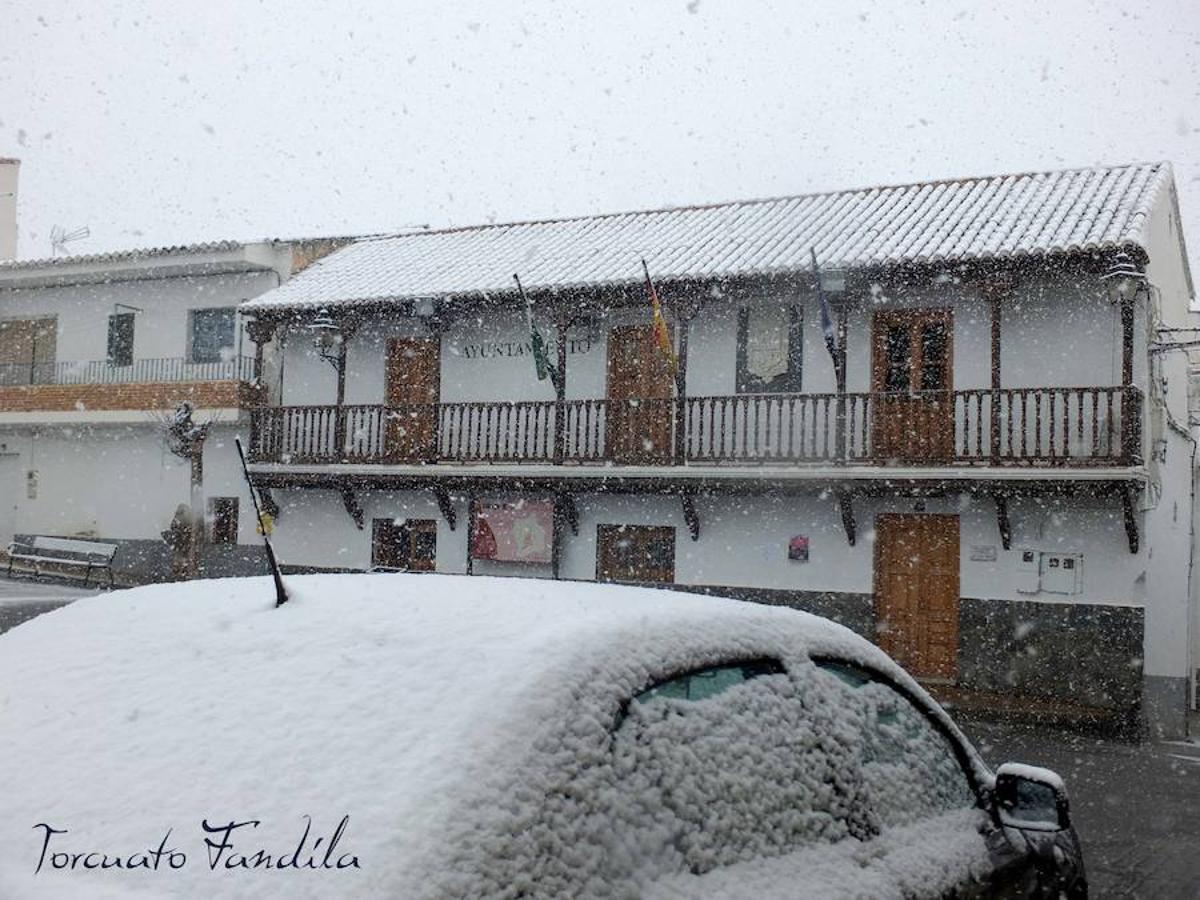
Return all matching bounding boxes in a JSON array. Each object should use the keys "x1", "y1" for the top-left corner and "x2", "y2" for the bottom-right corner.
[{"x1": 3, "y1": 0, "x2": 1198, "y2": 274}]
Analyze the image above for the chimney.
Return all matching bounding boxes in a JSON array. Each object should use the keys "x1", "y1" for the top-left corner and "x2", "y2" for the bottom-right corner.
[{"x1": 0, "y1": 158, "x2": 18, "y2": 260}]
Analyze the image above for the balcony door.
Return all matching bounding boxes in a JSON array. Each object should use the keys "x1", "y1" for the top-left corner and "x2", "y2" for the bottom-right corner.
[
  {"x1": 874, "y1": 514, "x2": 959, "y2": 680},
  {"x1": 0, "y1": 317, "x2": 56, "y2": 385},
  {"x1": 871, "y1": 309, "x2": 953, "y2": 461},
  {"x1": 606, "y1": 325, "x2": 673, "y2": 463},
  {"x1": 385, "y1": 337, "x2": 439, "y2": 462}
]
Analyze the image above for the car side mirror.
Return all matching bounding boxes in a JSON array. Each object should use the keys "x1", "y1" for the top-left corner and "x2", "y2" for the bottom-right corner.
[{"x1": 993, "y1": 763, "x2": 1072, "y2": 831}]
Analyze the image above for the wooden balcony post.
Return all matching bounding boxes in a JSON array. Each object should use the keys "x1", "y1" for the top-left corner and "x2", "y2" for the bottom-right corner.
[
  {"x1": 553, "y1": 306, "x2": 568, "y2": 464},
  {"x1": 1120, "y1": 295, "x2": 1137, "y2": 464},
  {"x1": 989, "y1": 289, "x2": 1003, "y2": 464},
  {"x1": 980, "y1": 275, "x2": 1014, "y2": 464},
  {"x1": 835, "y1": 306, "x2": 848, "y2": 461},
  {"x1": 673, "y1": 299, "x2": 695, "y2": 464},
  {"x1": 332, "y1": 319, "x2": 357, "y2": 461},
  {"x1": 245, "y1": 317, "x2": 277, "y2": 387}
]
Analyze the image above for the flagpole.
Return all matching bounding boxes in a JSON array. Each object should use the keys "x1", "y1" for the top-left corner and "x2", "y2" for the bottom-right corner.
[
  {"x1": 812, "y1": 249, "x2": 847, "y2": 460},
  {"x1": 641, "y1": 258, "x2": 679, "y2": 381},
  {"x1": 514, "y1": 273, "x2": 561, "y2": 393},
  {"x1": 514, "y1": 273, "x2": 565, "y2": 462}
]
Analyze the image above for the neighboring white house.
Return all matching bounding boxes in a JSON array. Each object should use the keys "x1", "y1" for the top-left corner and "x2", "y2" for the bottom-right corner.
[
  {"x1": 0, "y1": 238, "x2": 348, "y2": 578},
  {"x1": 240, "y1": 161, "x2": 1197, "y2": 738},
  {"x1": 0, "y1": 158, "x2": 17, "y2": 260}
]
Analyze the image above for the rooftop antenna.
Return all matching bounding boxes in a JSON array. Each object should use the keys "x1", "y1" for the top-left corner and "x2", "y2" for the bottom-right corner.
[
  {"x1": 234, "y1": 437, "x2": 290, "y2": 607},
  {"x1": 50, "y1": 224, "x2": 90, "y2": 256}
]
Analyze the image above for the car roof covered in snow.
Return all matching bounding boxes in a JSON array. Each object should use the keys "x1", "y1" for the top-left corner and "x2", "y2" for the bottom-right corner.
[{"x1": 0, "y1": 573, "x2": 978, "y2": 899}]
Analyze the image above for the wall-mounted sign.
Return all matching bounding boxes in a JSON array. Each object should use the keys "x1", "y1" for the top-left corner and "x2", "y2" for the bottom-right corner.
[
  {"x1": 788, "y1": 535, "x2": 809, "y2": 562},
  {"x1": 457, "y1": 337, "x2": 594, "y2": 361},
  {"x1": 969, "y1": 545, "x2": 997, "y2": 562},
  {"x1": 471, "y1": 499, "x2": 554, "y2": 564}
]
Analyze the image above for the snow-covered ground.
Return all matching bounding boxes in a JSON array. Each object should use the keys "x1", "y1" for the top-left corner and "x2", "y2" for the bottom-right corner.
[
  {"x1": 0, "y1": 577, "x2": 101, "y2": 603},
  {"x1": 0, "y1": 577, "x2": 100, "y2": 635}
]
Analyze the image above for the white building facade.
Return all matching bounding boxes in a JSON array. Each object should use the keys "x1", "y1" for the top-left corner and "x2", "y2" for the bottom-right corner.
[
  {"x1": 241, "y1": 162, "x2": 1196, "y2": 737},
  {"x1": 0, "y1": 239, "x2": 346, "y2": 578}
]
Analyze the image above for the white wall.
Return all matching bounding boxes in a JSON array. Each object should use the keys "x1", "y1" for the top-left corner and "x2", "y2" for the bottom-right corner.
[
  {"x1": 0, "y1": 422, "x2": 258, "y2": 544},
  {"x1": 267, "y1": 486, "x2": 1150, "y2": 610},
  {"x1": 0, "y1": 269, "x2": 277, "y2": 366},
  {"x1": 274, "y1": 271, "x2": 1140, "y2": 408},
  {"x1": 1141, "y1": 187, "x2": 1198, "y2": 690}
]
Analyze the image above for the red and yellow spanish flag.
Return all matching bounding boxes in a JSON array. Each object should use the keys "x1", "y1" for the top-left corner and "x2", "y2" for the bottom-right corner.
[{"x1": 642, "y1": 259, "x2": 678, "y2": 376}]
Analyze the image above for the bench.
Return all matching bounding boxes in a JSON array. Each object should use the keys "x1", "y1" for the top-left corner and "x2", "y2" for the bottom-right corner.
[{"x1": 6, "y1": 536, "x2": 118, "y2": 587}]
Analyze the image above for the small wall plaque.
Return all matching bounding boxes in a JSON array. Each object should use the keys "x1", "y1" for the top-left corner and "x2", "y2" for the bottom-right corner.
[{"x1": 969, "y1": 544, "x2": 997, "y2": 562}]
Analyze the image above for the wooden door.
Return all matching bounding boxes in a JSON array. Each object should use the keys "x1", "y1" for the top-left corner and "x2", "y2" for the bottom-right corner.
[
  {"x1": 874, "y1": 514, "x2": 959, "y2": 680},
  {"x1": 606, "y1": 325, "x2": 673, "y2": 463},
  {"x1": 372, "y1": 518, "x2": 437, "y2": 571},
  {"x1": 871, "y1": 310, "x2": 953, "y2": 461},
  {"x1": 385, "y1": 338, "x2": 439, "y2": 462},
  {"x1": 596, "y1": 524, "x2": 675, "y2": 584}
]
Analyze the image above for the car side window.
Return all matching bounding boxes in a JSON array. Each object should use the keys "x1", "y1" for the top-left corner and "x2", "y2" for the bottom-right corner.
[
  {"x1": 812, "y1": 658, "x2": 976, "y2": 828},
  {"x1": 632, "y1": 659, "x2": 784, "y2": 706},
  {"x1": 613, "y1": 658, "x2": 878, "y2": 877}
]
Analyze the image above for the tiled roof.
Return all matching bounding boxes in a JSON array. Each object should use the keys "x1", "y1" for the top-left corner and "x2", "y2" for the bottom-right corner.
[
  {"x1": 0, "y1": 240, "x2": 247, "y2": 272},
  {"x1": 246, "y1": 161, "x2": 1171, "y2": 310}
]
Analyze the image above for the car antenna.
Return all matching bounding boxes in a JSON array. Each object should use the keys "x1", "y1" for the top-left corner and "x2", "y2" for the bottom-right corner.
[{"x1": 234, "y1": 437, "x2": 289, "y2": 607}]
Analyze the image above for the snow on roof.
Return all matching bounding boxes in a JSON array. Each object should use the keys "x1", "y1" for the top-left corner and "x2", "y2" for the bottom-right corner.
[
  {"x1": 0, "y1": 240, "x2": 249, "y2": 271},
  {"x1": 0, "y1": 573, "x2": 945, "y2": 899},
  {"x1": 0, "y1": 235, "x2": 368, "y2": 276},
  {"x1": 242, "y1": 161, "x2": 1173, "y2": 311}
]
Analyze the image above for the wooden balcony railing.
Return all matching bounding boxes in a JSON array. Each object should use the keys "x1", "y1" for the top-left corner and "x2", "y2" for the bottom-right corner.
[{"x1": 247, "y1": 386, "x2": 1143, "y2": 469}]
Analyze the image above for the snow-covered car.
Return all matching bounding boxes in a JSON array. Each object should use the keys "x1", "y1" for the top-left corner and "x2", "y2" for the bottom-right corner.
[{"x1": 0, "y1": 574, "x2": 1085, "y2": 899}]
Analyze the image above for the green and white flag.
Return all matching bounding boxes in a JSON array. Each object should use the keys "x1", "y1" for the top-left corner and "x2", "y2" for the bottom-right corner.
[
  {"x1": 525, "y1": 293, "x2": 552, "y2": 382},
  {"x1": 515, "y1": 273, "x2": 554, "y2": 383}
]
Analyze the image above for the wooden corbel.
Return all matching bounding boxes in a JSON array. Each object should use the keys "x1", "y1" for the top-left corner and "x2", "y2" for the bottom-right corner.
[
  {"x1": 680, "y1": 493, "x2": 701, "y2": 542},
  {"x1": 1120, "y1": 484, "x2": 1139, "y2": 554},
  {"x1": 259, "y1": 487, "x2": 281, "y2": 520},
  {"x1": 837, "y1": 491, "x2": 856, "y2": 546},
  {"x1": 432, "y1": 486, "x2": 457, "y2": 531},
  {"x1": 340, "y1": 486, "x2": 365, "y2": 531},
  {"x1": 995, "y1": 494, "x2": 1012, "y2": 551},
  {"x1": 556, "y1": 491, "x2": 579, "y2": 537}
]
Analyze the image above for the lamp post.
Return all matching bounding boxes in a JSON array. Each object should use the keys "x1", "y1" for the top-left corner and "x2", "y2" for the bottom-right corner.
[{"x1": 1101, "y1": 252, "x2": 1147, "y2": 463}]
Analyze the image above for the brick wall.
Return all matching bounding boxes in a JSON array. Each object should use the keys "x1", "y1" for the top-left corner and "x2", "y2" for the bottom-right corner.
[{"x1": 0, "y1": 380, "x2": 264, "y2": 412}]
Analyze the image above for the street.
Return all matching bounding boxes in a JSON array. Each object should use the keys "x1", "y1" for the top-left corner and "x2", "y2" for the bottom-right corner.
[
  {"x1": 0, "y1": 576, "x2": 100, "y2": 635},
  {"x1": 963, "y1": 719, "x2": 1200, "y2": 899}
]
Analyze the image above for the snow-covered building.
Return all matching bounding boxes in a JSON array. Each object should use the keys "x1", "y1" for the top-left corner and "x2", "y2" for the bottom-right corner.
[
  {"x1": 240, "y1": 162, "x2": 1197, "y2": 738},
  {"x1": 0, "y1": 238, "x2": 348, "y2": 578}
]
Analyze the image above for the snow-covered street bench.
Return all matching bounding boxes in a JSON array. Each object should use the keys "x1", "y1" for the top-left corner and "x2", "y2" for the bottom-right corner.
[{"x1": 5, "y1": 536, "x2": 117, "y2": 587}]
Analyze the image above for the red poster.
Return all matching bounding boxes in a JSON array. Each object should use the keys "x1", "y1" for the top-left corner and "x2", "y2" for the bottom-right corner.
[{"x1": 472, "y1": 500, "x2": 554, "y2": 564}]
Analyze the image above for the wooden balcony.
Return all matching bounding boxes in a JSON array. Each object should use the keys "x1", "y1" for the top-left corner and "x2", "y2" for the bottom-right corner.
[{"x1": 247, "y1": 386, "x2": 1142, "y2": 469}]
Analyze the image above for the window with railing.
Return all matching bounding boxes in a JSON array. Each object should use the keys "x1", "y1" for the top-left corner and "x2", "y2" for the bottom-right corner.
[{"x1": 107, "y1": 313, "x2": 135, "y2": 367}]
